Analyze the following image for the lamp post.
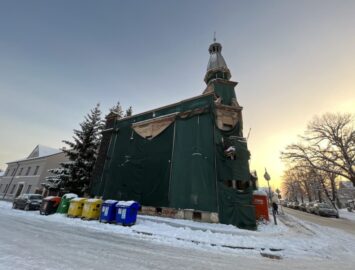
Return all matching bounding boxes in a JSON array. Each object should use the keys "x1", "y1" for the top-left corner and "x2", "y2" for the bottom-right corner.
[{"x1": 264, "y1": 168, "x2": 271, "y2": 203}]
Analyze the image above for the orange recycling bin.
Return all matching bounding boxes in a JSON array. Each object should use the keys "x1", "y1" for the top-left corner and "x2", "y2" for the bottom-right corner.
[{"x1": 252, "y1": 191, "x2": 269, "y2": 221}]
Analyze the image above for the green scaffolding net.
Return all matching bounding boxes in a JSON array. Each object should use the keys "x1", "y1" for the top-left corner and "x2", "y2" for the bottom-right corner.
[{"x1": 91, "y1": 93, "x2": 256, "y2": 229}]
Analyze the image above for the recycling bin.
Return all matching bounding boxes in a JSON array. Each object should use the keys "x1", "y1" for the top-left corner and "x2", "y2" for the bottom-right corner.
[
  {"x1": 100, "y1": 200, "x2": 118, "y2": 223},
  {"x1": 115, "y1": 201, "x2": 140, "y2": 226},
  {"x1": 81, "y1": 198, "x2": 103, "y2": 220},
  {"x1": 56, "y1": 193, "x2": 78, "y2": 214},
  {"x1": 252, "y1": 190, "x2": 269, "y2": 221},
  {"x1": 67, "y1": 198, "x2": 87, "y2": 218},
  {"x1": 40, "y1": 196, "x2": 61, "y2": 215}
]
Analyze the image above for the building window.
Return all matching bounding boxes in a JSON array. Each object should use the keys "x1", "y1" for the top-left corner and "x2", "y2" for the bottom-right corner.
[
  {"x1": 236, "y1": 180, "x2": 250, "y2": 191},
  {"x1": 224, "y1": 180, "x2": 233, "y2": 188},
  {"x1": 5, "y1": 168, "x2": 9, "y2": 176},
  {"x1": 26, "y1": 185, "x2": 32, "y2": 193},
  {"x1": 25, "y1": 167, "x2": 31, "y2": 176},
  {"x1": 11, "y1": 169, "x2": 16, "y2": 176},
  {"x1": 18, "y1": 168, "x2": 23, "y2": 176},
  {"x1": 10, "y1": 184, "x2": 17, "y2": 194},
  {"x1": 33, "y1": 166, "x2": 40, "y2": 175},
  {"x1": 0, "y1": 184, "x2": 2, "y2": 192}
]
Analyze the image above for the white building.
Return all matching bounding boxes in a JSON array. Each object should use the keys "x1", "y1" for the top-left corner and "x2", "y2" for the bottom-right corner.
[
  {"x1": 338, "y1": 181, "x2": 355, "y2": 207},
  {"x1": 0, "y1": 145, "x2": 68, "y2": 200}
]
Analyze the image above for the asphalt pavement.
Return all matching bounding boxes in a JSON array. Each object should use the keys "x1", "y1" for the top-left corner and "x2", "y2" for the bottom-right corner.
[{"x1": 283, "y1": 207, "x2": 355, "y2": 235}]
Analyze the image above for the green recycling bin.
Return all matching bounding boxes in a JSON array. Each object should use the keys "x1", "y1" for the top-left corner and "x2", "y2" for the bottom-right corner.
[{"x1": 56, "y1": 193, "x2": 78, "y2": 214}]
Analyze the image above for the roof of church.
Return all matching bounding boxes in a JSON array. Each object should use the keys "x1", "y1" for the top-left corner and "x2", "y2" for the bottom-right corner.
[
  {"x1": 206, "y1": 42, "x2": 228, "y2": 71},
  {"x1": 204, "y1": 40, "x2": 231, "y2": 83}
]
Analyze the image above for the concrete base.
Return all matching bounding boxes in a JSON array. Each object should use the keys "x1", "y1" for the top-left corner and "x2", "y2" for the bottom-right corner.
[{"x1": 140, "y1": 206, "x2": 219, "y2": 224}]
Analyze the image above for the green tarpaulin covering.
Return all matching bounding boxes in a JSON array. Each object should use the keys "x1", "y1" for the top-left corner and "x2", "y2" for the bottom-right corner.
[
  {"x1": 91, "y1": 82, "x2": 256, "y2": 230},
  {"x1": 169, "y1": 114, "x2": 217, "y2": 212}
]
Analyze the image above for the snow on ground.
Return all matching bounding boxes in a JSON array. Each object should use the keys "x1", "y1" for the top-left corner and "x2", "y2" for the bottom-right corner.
[
  {"x1": 0, "y1": 200, "x2": 354, "y2": 262},
  {"x1": 339, "y1": 209, "x2": 355, "y2": 221}
]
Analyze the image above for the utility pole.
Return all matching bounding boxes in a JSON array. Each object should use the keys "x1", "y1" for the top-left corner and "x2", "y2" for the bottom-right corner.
[
  {"x1": 264, "y1": 168, "x2": 277, "y2": 225},
  {"x1": 264, "y1": 168, "x2": 271, "y2": 202}
]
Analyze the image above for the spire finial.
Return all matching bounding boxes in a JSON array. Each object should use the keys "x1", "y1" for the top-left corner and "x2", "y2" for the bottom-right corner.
[{"x1": 213, "y1": 31, "x2": 216, "y2": 42}]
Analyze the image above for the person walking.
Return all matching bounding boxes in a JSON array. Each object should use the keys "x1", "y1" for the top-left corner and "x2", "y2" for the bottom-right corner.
[{"x1": 271, "y1": 194, "x2": 279, "y2": 215}]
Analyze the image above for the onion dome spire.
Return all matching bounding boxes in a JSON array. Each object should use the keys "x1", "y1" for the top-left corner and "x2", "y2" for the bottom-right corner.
[{"x1": 204, "y1": 34, "x2": 231, "y2": 84}]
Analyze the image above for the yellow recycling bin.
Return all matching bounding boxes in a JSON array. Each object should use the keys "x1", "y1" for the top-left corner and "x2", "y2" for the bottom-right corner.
[
  {"x1": 81, "y1": 198, "x2": 103, "y2": 220},
  {"x1": 67, "y1": 198, "x2": 87, "y2": 218}
]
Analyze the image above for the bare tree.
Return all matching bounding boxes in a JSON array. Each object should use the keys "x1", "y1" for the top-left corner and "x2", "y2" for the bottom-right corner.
[
  {"x1": 281, "y1": 113, "x2": 355, "y2": 186},
  {"x1": 282, "y1": 167, "x2": 308, "y2": 202},
  {"x1": 295, "y1": 166, "x2": 314, "y2": 202}
]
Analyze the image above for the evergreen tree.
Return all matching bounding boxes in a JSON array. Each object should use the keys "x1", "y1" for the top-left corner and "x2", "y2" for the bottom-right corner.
[
  {"x1": 43, "y1": 167, "x2": 70, "y2": 193},
  {"x1": 46, "y1": 102, "x2": 132, "y2": 195},
  {"x1": 110, "y1": 102, "x2": 124, "y2": 118},
  {"x1": 109, "y1": 102, "x2": 133, "y2": 118},
  {"x1": 125, "y1": 106, "x2": 133, "y2": 117},
  {"x1": 53, "y1": 104, "x2": 104, "y2": 196}
]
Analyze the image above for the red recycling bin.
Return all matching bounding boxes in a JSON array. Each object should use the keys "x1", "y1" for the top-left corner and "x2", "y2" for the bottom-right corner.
[{"x1": 252, "y1": 191, "x2": 269, "y2": 221}]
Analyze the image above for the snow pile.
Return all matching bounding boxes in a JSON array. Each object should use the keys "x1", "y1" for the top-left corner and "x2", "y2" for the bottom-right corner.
[
  {"x1": 339, "y1": 209, "x2": 355, "y2": 221},
  {"x1": 103, "y1": 199, "x2": 118, "y2": 204},
  {"x1": 117, "y1": 200, "x2": 138, "y2": 207},
  {"x1": 0, "y1": 201, "x2": 12, "y2": 209},
  {"x1": 70, "y1": 197, "x2": 86, "y2": 202},
  {"x1": 253, "y1": 190, "x2": 268, "y2": 196},
  {"x1": 63, "y1": 193, "x2": 78, "y2": 199},
  {"x1": 0, "y1": 200, "x2": 354, "y2": 261},
  {"x1": 86, "y1": 198, "x2": 102, "y2": 203}
]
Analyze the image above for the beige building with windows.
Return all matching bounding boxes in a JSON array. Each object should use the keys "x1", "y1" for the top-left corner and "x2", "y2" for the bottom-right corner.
[{"x1": 0, "y1": 145, "x2": 68, "y2": 200}]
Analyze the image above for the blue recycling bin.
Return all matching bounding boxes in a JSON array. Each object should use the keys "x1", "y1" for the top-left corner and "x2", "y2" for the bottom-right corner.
[
  {"x1": 115, "y1": 201, "x2": 140, "y2": 226},
  {"x1": 99, "y1": 200, "x2": 118, "y2": 223}
]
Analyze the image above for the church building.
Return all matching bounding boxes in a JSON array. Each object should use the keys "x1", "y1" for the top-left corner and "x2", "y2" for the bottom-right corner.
[{"x1": 91, "y1": 40, "x2": 257, "y2": 230}]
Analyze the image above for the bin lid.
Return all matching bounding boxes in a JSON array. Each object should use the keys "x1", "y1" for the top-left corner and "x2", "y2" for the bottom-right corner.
[
  {"x1": 104, "y1": 199, "x2": 118, "y2": 205},
  {"x1": 117, "y1": 200, "x2": 140, "y2": 208},
  {"x1": 85, "y1": 198, "x2": 103, "y2": 204},
  {"x1": 63, "y1": 193, "x2": 78, "y2": 199},
  {"x1": 44, "y1": 196, "x2": 61, "y2": 201},
  {"x1": 71, "y1": 197, "x2": 87, "y2": 202},
  {"x1": 253, "y1": 190, "x2": 268, "y2": 196}
]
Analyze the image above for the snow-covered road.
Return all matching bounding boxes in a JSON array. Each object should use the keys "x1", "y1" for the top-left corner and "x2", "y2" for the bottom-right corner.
[
  {"x1": 284, "y1": 207, "x2": 355, "y2": 235},
  {"x1": 0, "y1": 201, "x2": 354, "y2": 270}
]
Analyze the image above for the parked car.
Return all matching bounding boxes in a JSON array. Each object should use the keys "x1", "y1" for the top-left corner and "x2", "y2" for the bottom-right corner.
[
  {"x1": 293, "y1": 201, "x2": 300, "y2": 210},
  {"x1": 13, "y1": 194, "x2": 43, "y2": 211},
  {"x1": 299, "y1": 202, "x2": 307, "y2": 212},
  {"x1": 305, "y1": 202, "x2": 315, "y2": 213},
  {"x1": 280, "y1": 200, "x2": 288, "y2": 207},
  {"x1": 313, "y1": 203, "x2": 339, "y2": 218},
  {"x1": 286, "y1": 202, "x2": 293, "y2": 208},
  {"x1": 346, "y1": 199, "x2": 355, "y2": 212}
]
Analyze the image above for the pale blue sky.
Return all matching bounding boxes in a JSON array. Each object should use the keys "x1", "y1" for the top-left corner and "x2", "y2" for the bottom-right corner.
[{"x1": 1, "y1": 1, "x2": 354, "y2": 187}]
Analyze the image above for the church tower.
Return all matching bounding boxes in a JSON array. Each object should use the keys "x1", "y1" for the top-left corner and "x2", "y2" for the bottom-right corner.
[
  {"x1": 204, "y1": 39, "x2": 231, "y2": 84},
  {"x1": 203, "y1": 38, "x2": 244, "y2": 137}
]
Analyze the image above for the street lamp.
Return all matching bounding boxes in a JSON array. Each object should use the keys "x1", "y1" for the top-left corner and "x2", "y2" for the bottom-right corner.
[{"x1": 264, "y1": 168, "x2": 271, "y2": 203}]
